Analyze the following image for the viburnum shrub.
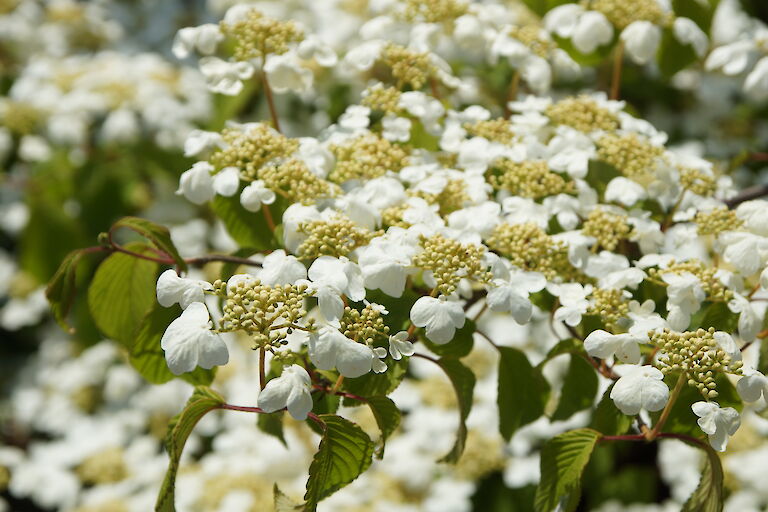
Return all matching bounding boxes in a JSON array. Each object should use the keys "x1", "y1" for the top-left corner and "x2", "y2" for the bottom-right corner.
[{"x1": 40, "y1": 1, "x2": 768, "y2": 511}]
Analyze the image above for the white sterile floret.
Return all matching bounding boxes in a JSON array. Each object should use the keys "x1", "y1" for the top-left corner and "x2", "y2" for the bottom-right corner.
[
  {"x1": 727, "y1": 293, "x2": 761, "y2": 342},
  {"x1": 372, "y1": 347, "x2": 388, "y2": 374},
  {"x1": 713, "y1": 331, "x2": 741, "y2": 361},
  {"x1": 573, "y1": 11, "x2": 614, "y2": 54},
  {"x1": 357, "y1": 234, "x2": 414, "y2": 298},
  {"x1": 744, "y1": 56, "x2": 768, "y2": 100},
  {"x1": 258, "y1": 249, "x2": 306, "y2": 285},
  {"x1": 156, "y1": 269, "x2": 212, "y2": 309},
  {"x1": 718, "y1": 231, "x2": 768, "y2": 276},
  {"x1": 240, "y1": 180, "x2": 276, "y2": 212},
  {"x1": 160, "y1": 303, "x2": 229, "y2": 375},
  {"x1": 410, "y1": 295, "x2": 466, "y2": 344},
  {"x1": 184, "y1": 130, "x2": 223, "y2": 157},
  {"x1": 673, "y1": 18, "x2": 708, "y2": 58},
  {"x1": 381, "y1": 115, "x2": 412, "y2": 142},
  {"x1": 626, "y1": 300, "x2": 666, "y2": 341},
  {"x1": 621, "y1": 21, "x2": 661, "y2": 65},
  {"x1": 605, "y1": 176, "x2": 648, "y2": 206},
  {"x1": 486, "y1": 262, "x2": 546, "y2": 324},
  {"x1": 304, "y1": 256, "x2": 365, "y2": 321},
  {"x1": 264, "y1": 53, "x2": 313, "y2": 93},
  {"x1": 705, "y1": 40, "x2": 753, "y2": 75},
  {"x1": 213, "y1": 166, "x2": 240, "y2": 197},
  {"x1": 662, "y1": 271, "x2": 705, "y2": 330},
  {"x1": 737, "y1": 368, "x2": 768, "y2": 403},
  {"x1": 172, "y1": 24, "x2": 223, "y2": 59},
  {"x1": 308, "y1": 325, "x2": 373, "y2": 377},
  {"x1": 257, "y1": 364, "x2": 313, "y2": 420},
  {"x1": 177, "y1": 161, "x2": 215, "y2": 204},
  {"x1": 388, "y1": 331, "x2": 415, "y2": 360},
  {"x1": 610, "y1": 365, "x2": 669, "y2": 415},
  {"x1": 584, "y1": 330, "x2": 642, "y2": 364},
  {"x1": 550, "y1": 283, "x2": 592, "y2": 327},
  {"x1": 199, "y1": 56, "x2": 254, "y2": 96},
  {"x1": 297, "y1": 36, "x2": 338, "y2": 67},
  {"x1": 692, "y1": 401, "x2": 741, "y2": 452}
]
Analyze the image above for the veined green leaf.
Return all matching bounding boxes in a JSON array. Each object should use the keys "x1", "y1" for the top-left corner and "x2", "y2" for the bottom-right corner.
[
  {"x1": 421, "y1": 320, "x2": 475, "y2": 358},
  {"x1": 682, "y1": 443, "x2": 725, "y2": 512},
  {"x1": 589, "y1": 385, "x2": 632, "y2": 436},
  {"x1": 46, "y1": 248, "x2": 87, "y2": 331},
  {"x1": 552, "y1": 355, "x2": 599, "y2": 422},
  {"x1": 343, "y1": 357, "x2": 408, "y2": 406},
  {"x1": 498, "y1": 346, "x2": 550, "y2": 441},
  {"x1": 112, "y1": 217, "x2": 187, "y2": 272},
  {"x1": 365, "y1": 396, "x2": 401, "y2": 458},
  {"x1": 210, "y1": 194, "x2": 276, "y2": 250},
  {"x1": 435, "y1": 357, "x2": 476, "y2": 463}
]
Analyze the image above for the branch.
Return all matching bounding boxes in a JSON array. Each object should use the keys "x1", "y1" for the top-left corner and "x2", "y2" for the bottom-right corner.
[{"x1": 725, "y1": 183, "x2": 768, "y2": 208}]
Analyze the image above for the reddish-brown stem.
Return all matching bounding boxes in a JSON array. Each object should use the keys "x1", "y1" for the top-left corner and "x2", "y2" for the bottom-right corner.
[
  {"x1": 220, "y1": 403, "x2": 267, "y2": 414},
  {"x1": 262, "y1": 71, "x2": 281, "y2": 133},
  {"x1": 600, "y1": 432, "x2": 708, "y2": 450},
  {"x1": 258, "y1": 347, "x2": 267, "y2": 391},
  {"x1": 610, "y1": 41, "x2": 624, "y2": 100},
  {"x1": 261, "y1": 203, "x2": 276, "y2": 232},
  {"x1": 312, "y1": 385, "x2": 366, "y2": 402}
]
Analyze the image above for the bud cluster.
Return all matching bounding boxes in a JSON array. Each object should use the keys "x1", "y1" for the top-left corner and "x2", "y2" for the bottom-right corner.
[
  {"x1": 694, "y1": 207, "x2": 743, "y2": 236},
  {"x1": 259, "y1": 158, "x2": 339, "y2": 204},
  {"x1": 463, "y1": 118, "x2": 516, "y2": 144},
  {"x1": 399, "y1": 0, "x2": 469, "y2": 24},
  {"x1": 679, "y1": 167, "x2": 717, "y2": 197},
  {"x1": 413, "y1": 234, "x2": 491, "y2": 295},
  {"x1": 297, "y1": 216, "x2": 379, "y2": 258},
  {"x1": 329, "y1": 133, "x2": 410, "y2": 183},
  {"x1": 340, "y1": 303, "x2": 390, "y2": 345},
  {"x1": 584, "y1": 0, "x2": 671, "y2": 29},
  {"x1": 596, "y1": 133, "x2": 664, "y2": 181},
  {"x1": 361, "y1": 83, "x2": 403, "y2": 114},
  {"x1": 220, "y1": 9, "x2": 304, "y2": 61},
  {"x1": 487, "y1": 159, "x2": 575, "y2": 199},
  {"x1": 545, "y1": 95, "x2": 619, "y2": 133},
  {"x1": 581, "y1": 208, "x2": 631, "y2": 251},
  {"x1": 412, "y1": 178, "x2": 469, "y2": 215},
  {"x1": 648, "y1": 259, "x2": 733, "y2": 302},
  {"x1": 507, "y1": 26, "x2": 555, "y2": 58},
  {"x1": 586, "y1": 288, "x2": 630, "y2": 332},
  {"x1": 381, "y1": 43, "x2": 435, "y2": 90},
  {"x1": 210, "y1": 124, "x2": 299, "y2": 176}
]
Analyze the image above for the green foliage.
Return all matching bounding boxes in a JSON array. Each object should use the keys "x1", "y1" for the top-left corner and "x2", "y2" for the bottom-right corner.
[
  {"x1": 471, "y1": 473, "x2": 536, "y2": 512},
  {"x1": 553, "y1": 35, "x2": 616, "y2": 68},
  {"x1": 585, "y1": 160, "x2": 622, "y2": 198},
  {"x1": 87, "y1": 243, "x2": 158, "y2": 345},
  {"x1": 210, "y1": 194, "x2": 277, "y2": 250},
  {"x1": 129, "y1": 305, "x2": 215, "y2": 386},
  {"x1": 689, "y1": 301, "x2": 739, "y2": 332},
  {"x1": 552, "y1": 355, "x2": 599, "y2": 422},
  {"x1": 657, "y1": 27, "x2": 697, "y2": 78},
  {"x1": 682, "y1": 444, "x2": 725, "y2": 512},
  {"x1": 304, "y1": 415, "x2": 375, "y2": 511},
  {"x1": 259, "y1": 412, "x2": 288, "y2": 447},
  {"x1": 111, "y1": 216, "x2": 187, "y2": 271},
  {"x1": 46, "y1": 248, "x2": 87, "y2": 331},
  {"x1": 365, "y1": 396, "x2": 401, "y2": 458},
  {"x1": 343, "y1": 357, "x2": 408, "y2": 405},
  {"x1": 156, "y1": 387, "x2": 225, "y2": 512},
  {"x1": 498, "y1": 346, "x2": 550, "y2": 441},
  {"x1": 535, "y1": 428, "x2": 603, "y2": 512},
  {"x1": 673, "y1": 0, "x2": 719, "y2": 32},
  {"x1": 421, "y1": 319, "x2": 475, "y2": 358},
  {"x1": 590, "y1": 385, "x2": 632, "y2": 436},
  {"x1": 538, "y1": 338, "x2": 585, "y2": 368},
  {"x1": 434, "y1": 357, "x2": 476, "y2": 463}
]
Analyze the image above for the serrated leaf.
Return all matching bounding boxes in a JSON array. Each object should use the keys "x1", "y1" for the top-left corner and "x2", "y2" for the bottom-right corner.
[
  {"x1": 112, "y1": 217, "x2": 187, "y2": 272},
  {"x1": 210, "y1": 194, "x2": 276, "y2": 250},
  {"x1": 365, "y1": 396, "x2": 401, "y2": 458},
  {"x1": 46, "y1": 248, "x2": 86, "y2": 331},
  {"x1": 589, "y1": 385, "x2": 632, "y2": 436},
  {"x1": 129, "y1": 305, "x2": 215, "y2": 386},
  {"x1": 552, "y1": 355, "x2": 599, "y2": 422},
  {"x1": 534, "y1": 428, "x2": 602, "y2": 512},
  {"x1": 304, "y1": 415, "x2": 375, "y2": 511},
  {"x1": 682, "y1": 443, "x2": 724, "y2": 512},
  {"x1": 343, "y1": 357, "x2": 408, "y2": 405},
  {"x1": 156, "y1": 386, "x2": 225, "y2": 512},
  {"x1": 87, "y1": 242, "x2": 158, "y2": 346},
  {"x1": 498, "y1": 346, "x2": 550, "y2": 441},
  {"x1": 434, "y1": 357, "x2": 475, "y2": 463},
  {"x1": 421, "y1": 320, "x2": 475, "y2": 358}
]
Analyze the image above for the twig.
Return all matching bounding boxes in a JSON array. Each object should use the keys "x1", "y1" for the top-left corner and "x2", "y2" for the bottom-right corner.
[
  {"x1": 725, "y1": 183, "x2": 768, "y2": 208},
  {"x1": 610, "y1": 41, "x2": 624, "y2": 101},
  {"x1": 262, "y1": 71, "x2": 281, "y2": 133}
]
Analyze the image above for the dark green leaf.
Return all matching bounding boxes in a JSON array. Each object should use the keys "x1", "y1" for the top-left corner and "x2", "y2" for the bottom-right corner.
[
  {"x1": 304, "y1": 415, "x2": 375, "y2": 511},
  {"x1": 156, "y1": 387, "x2": 224, "y2": 512},
  {"x1": 534, "y1": 428, "x2": 602, "y2": 512},
  {"x1": 343, "y1": 357, "x2": 408, "y2": 405},
  {"x1": 46, "y1": 248, "x2": 86, "y2": 331},
  {"x1": 689, "y1": 301, "x2": 739, "y2": 333},
  {"x1": 589, "y1": 385, "x2": 632, "y2": 436},
  {"x1": 553, "y1": 35, "x2": 616, "y2": 67},
  {"x1": 87, "y1": 243, "x2": 158, "y2": 346},
  {"x1": 112, "y1": 217, "x2": 187, "y2": 272},
  {"x1": 682, "y1": 443, "x2": 724, "y2": 512},
  {"x1": 259, "y1": 412, "x2": 287, "y2": 447},
  {"x1": 672, "y1": 0, "x2": 718, "y2": 32},
  {"x1": 552, "y1": 355, "x2": 599, "y2": 422},
  {"x1": 434, "y1": 357, "x2": 475, "y2": 463},
  {"x1": 365, "y1": 396, "x2": 401, "y2": 458},
  {"x1": 421, "y1": 320, "x2": 475, "y2": 358},
  {"x1": 657, "y1": 27, "x2": 697, "y2": 78},
  {"x1": 538, "y1": 338, "x2": 584, "y2": 368},
  {"x1": 498, "y1": 346, "x2": 550, "y2": 441},
  {"x1": 210, "y1": 194, "x2": 276, "y2": 250}
]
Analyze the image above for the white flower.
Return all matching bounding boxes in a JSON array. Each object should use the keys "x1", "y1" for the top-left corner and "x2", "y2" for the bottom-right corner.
[
  {"x1": 719, "y1": 231, "x2": 768, "y2": 276},
  {"x1": 264, "y1": 53, "x2": 313, "y2": 93},
  {"x1": 213, "y1": 167, "x2": 240, "y2": 197},
  {"x1": 584, "y1": 330, "x2": 642, "y2": 364},
  {"x1": 573, "y1": 11, "x2": 614, "y2": 54},
  {"x1": 621, "y1": 21, "x2": 661, "y2": 65},
  {"x1": 673, "y1": 17, "x2": 708, "y2": 58},
  {"x1": 339, "y1": 105, "x2": 371, "y2": 131},
  {"x1": 259, "y1": 249, "x2": 306, "y2": 285},
  {"x1": 240, "y1": 180, "x2": 276, "y2": 212},
  {"x1": 662, "y1": 271, "x2": 705, "y2": 329},
  {"x1": 308, "y1": 326, "x2": 373, "y2": 377},
  {"x1": 305, "y1": 256, "x2": 365, "y2": 321},
  {"x1": 551, "y1": 283, "x2": 592, "y2": 326},
  {"x1": 156, "y1": 269, "x2": 212, "y2": 309},
  {"x1": 610, "y1": 365, "x2": 669, "y2": 415},
  {"x1": 372, "y1": 347, "x2": 388, "y2": 374},
  {"x1": 388, "y1": 331, "x2": 415, "y2": 360},
  {"x1": 357, "y1": 232, "x2": 415, "y2": 298},
  {"x1": 692, "y1": 401, "x2": 741, "y2": 452},
  {"x1": 173, "y1": 24, "x2": 223, "y2": 59},
  {"x1": 177, "y1": 162, "x2": 215, "y2": 205},
  {"x1": 381, "y1": 115, "x2": 412, "y2": 142},
  {"x1": 199, "y1": 56, "x2": 254, "y2": 95},
  {"x1": 605, "y1": 177, "x2": 647, "y2": 206},
  {"x1": 486, "y1": 266, "x2": 546, "y2": 324},
  {"x1": 184, "y1": 130, "x2": 223, "y2": 157},
  {"x1": 160, "y1": 303, "x2": 229, "y2": 375},
  {"x1": 297, "y1": 36, "x2": 337, "y2": 67},
  {"x1": 737, "y1": 368, "x2": 768, "y2": 403},
  {"x1": 410, "y1": 295, "x2": 466, "y2": 344},
  {"x1": 626, "y1": 300, "x2": 666, "y2": 341},
  {"x1": 257, "y1": 365, "x2": 313, "y2": 420},
  {"x1": 713, "y1": 331, "x2": 741, "y2": 361},
  {"x1": 728, "y1": 293, "x2": 761, "y2": 342},
  {"x1": 761, "y1": 266, "x2": 768, "y2": 290},
  {"x1": 705, "y1": 40, "x2": 753, "y2": 75},
  {"x1": 744, "y1": 56, "x2": 768, "y2": 100}
]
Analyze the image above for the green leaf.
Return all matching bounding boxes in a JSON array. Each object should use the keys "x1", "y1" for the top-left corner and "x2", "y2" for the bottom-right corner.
[
  {"x1": 87, "y1": 243, "x2": 158, "y2": 346},
  {"x1": 498, "y1": 346, "x2": 550, "y2": 441},
  {"x1": 112, "y1": 217, "x2": 187, "y2": 272},
  {"x1": 156, "y1": 386, "x2": 225, "y2": 512},
  {"x1": 534, "y1": 428, "x2": 603, "y2": 512},
  {"x1": 46, "y1": 248, "x2": 87, "y2": 331},
  {"x1": 258, "y1": 411, "x2": 287, "y2": 447},
  {"x1": 434, "y1": 357, "x2": 476, "y2": 463},
  {"x1": 553, "y1": 35, "x2": 616, "y2": 67},
  {"x1": 129, "y1": 305, "x2": 215, "y2": 386},
  {"x1": 586, "y1": 160, "x2": 622, "y2": 198},
  {"x1": 682, "y1": 444, "x2": 725, "y2": 512},
  {"x1": 421, "y1": 320, "x2": 475, "y2": 358},
  {"x1": 210, "y1": 194, "x2": 276, "y2": 250},
  {"x1": 689, "y1": 302, "x2": 739, "y2": 333},
  {"x1": 657, "y1": 27, "x2": 697, "y2": 78},
  {"x1": 274, "y1": 484, "x2": 302, "y2": 511},
  {"x1": 589, "y1": 385, "x2": 632, "y2": 436},
  {"x1": 365, "y1": 396, "x2": 401, "y2": 458},
  {"x1": 304, "y1": 415, "x2": 375, "y2": 511},
  {"x1": 537, "y1": 338, "x2": 584, "y2": 368},
  {"x1": 343, "y1": 357, "x2": 408, "y2": 405},
  {"x1": 672, "y1": 0, "x2": 718, "y2": 32},
  {"x1": 552, "y1": 355, "x2": 599, "y2": 422}
]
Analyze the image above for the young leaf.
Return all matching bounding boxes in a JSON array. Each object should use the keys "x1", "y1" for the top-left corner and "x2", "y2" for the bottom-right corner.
[
  {"x1": 129, "y1": 305, "x2": 215, "y2": 386},
  {"x1": 46, "y1": 248, "x2": 86, "y2": 331},
  {"x1": 111, "y1": 216, "x2": 187, "y2": 271},
  {"x1": 589, "y1": 385, "x2": 632, "y2": 436},
  {"x1": 498, "y1": 346, "x2": 550, "y2": 441},
  {"x1": 87, "y1": 242, "x2": 158, "y2": 346},
  {"x1": 156, "y1": 386, "x2": 225, "y2": 512},
  {"x1": 434, "y1": 357, "x2": 476, "y2": 463},
  {"x1": 420, "y1": 319, "x2": 476, "y2": 358},
  {"x1": 304, "y1": 415, "x2": 375, "y2": 511},
  {"x1": 551, "y1": 355, "x2": 599, "y2": 422},
  {"x1": 365, "y1": 396, "x2": 401, "y2": 458},
  {"x1": 682, "y1": 444, "x2": 725, "y2": 512},
  {"x1": 534, "y1": 428, "x2": 603, "y2": 512},
  {"x1": 210, "y1": 194, "x2": 276, "y2": 250}
]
